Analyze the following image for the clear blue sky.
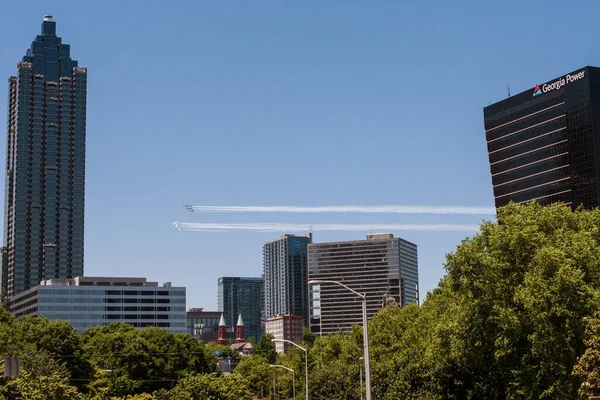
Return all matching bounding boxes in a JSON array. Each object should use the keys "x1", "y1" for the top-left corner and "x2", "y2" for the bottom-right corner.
[{"x1": 2, "y1": 1, "x2": 600, "y2": 310}]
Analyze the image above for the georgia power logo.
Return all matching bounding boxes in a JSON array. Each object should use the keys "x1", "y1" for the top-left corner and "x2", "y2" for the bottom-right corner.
[{"x1": 533, "y1": 70, "x2": 586, "y2": 97}]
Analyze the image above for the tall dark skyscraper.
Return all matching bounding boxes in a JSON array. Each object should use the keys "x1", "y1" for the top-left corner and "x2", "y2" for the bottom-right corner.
[
  {"x1": 217, "y1": 277, "x2": 264, "y2": 341},
  {"x1": 2, "y1": 16, "x2": 87, "y2": 298},
  {"x1": 263, "y1": 233, "x2": 312, "y2": 325},
  {"x1": 484, "y1": 66, "x2": 600, "y2": 209}
]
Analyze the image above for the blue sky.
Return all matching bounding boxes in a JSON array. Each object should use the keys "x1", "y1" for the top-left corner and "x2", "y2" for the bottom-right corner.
[{"x1": 2, "y1": 1, "x2": 600, "y2": 310}]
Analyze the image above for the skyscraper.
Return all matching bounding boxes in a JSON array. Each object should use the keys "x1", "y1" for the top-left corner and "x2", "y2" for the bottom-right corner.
[
  {"x1": 2, "y1": 15, "x2": 87, "y2": 298},
  {"x1": 263, "y1": 233, "x2": 312, "y2": 325},
  {"x1": 217, "y1": 276, "x2": 264, "y2": 341},
  {"x1": 308, "y1": 233, "x2": 418, "y2": 335},
  {"x1": 484, "y1": 66, "x2": 600, "y2": 209}
]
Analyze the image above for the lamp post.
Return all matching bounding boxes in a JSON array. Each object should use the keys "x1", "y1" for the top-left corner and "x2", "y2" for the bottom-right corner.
[
  {"x1": 308, "y1": 279, "x2": 372, "y2": 400},
  {"x1": 359, "y1": 356, "x2": 364, "y2": 400},
  {"x1": 272, "y1": 339, "x2": 308, "y2": 400},
  {"x1": 270, "y1": 364, "x2": 296, "y2": 400}
]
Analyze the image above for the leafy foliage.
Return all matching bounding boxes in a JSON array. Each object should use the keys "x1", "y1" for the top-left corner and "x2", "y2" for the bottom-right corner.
[
  {"x1": 2, "y1": 203, "x2": 600, "y2": 399},
  {"x1": 254, "y1": 333, "x2": 277, "y2": 364}
]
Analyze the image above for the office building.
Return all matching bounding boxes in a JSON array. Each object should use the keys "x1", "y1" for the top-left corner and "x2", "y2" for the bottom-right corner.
[
  {"x1": 308, "y1": 233, "x2": 418, "y2": 335},
  {"x1": 265, "y1": 314, "x2": 303, "y2": 353},
  {"x1": 217, "y1": 277, "x2": 264, "y2": 341},
  {"x1": 8, "y1": 276, "x2": 186, "y2": 333},
  {"x1": 186, "y1": 308, "x2": 221, "y2": 342},
  {"x1": 2, "y1": 15, "x2": 87, "y2": 298},
  {"x1": 484, "y1": 66, "x2": 600, "y2": 209},
  {"x1": 263, "y1": 234, "x2": 312, "y2": 325}
]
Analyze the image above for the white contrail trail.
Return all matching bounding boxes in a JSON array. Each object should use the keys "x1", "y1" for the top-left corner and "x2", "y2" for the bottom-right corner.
[
  {"x1": 173, "y1": 221, "x2": 480, "y2": 232},
  {"x1": 186, "y1": 205, "x2": 496, "y2": 215}
]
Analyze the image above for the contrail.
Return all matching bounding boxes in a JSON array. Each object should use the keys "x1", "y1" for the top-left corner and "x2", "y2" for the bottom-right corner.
[
  {"x1": 172, "y1": 221, "x2": 480, "y2": 232},
  {"x1": 185, "y1": 205, "x2": 496, "y2": 215}
]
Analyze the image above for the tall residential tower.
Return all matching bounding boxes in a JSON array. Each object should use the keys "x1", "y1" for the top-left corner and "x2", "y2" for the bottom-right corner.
[
  {"x1": 263, "y1": 233, "x2": 312, "y2": 325},
  {"x1": 2, "y1": 16, "x2": 87, "y2": 298}
]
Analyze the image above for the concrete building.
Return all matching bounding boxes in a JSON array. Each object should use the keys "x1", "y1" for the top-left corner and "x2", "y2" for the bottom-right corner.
[
  {"x1": 263, "y1": 234, "x2": 312, "y2": 326},
  {"x1": 308, "y1": 233, "x2": 418, "y2": 335},
  {"x1": 265, "y1": 313, "x2": 303, "y2": 353},
  {"x1": 2, "y1": 15, "x2": 87, "y2": 297},
  {"x1": 186, "y1": 308, "x2": 221, "y2": 342},
  {"x1": 8, "y1": 276, "x2": 186, "y2": 333}
]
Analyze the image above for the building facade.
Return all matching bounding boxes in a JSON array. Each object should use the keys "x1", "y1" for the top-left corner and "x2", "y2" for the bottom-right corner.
[
  {"x1": 308, "y1": 233, "x2": 418, "y2": 335},
  {"x1": 2, "y1": 15, "x2": 87, "y2": 298},
  {"x1": 263, "y1": 234, "x2": 312, "y2": 325},
  {"x1": 186, "y1": 308, "x2": 221, "y2": 342},
  {"x1": 265, "y1": 314, "x2": 303, "y2": 353},
  {"x1": 484, "y1": 66, "x2": 600, "y2": 209},
  {"x1": 217, "y1": 277, "x2": 264, "y2": 341},
  {"x1": 8, "y1": 277, "x2": 186, "y2": 333}
]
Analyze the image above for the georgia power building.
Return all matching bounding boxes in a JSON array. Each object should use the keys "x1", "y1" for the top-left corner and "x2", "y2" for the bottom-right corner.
[{"x1": 484, "y1": 66, "x2": 600, "y2": 209}]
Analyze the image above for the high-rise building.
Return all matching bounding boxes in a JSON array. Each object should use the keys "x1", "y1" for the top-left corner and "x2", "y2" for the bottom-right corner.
[
  {"x1": 8, "y1": 277, "x2": 186, "y2": 333},
  {"x1": 263, "y1": 233, "x2": 312, "y2": 325},
  {"x1": 308, "y1": 233, "x2": 418, "y2": 335},
  {"x1": 217, "y1": 277, "x2": 264, "y2": 341},
  {"x1": 484, "y1": 66, "x2": 600, "y2": 209},
  {"x1": 2, "y1": 15, "x2": 87, "y2": 298}
]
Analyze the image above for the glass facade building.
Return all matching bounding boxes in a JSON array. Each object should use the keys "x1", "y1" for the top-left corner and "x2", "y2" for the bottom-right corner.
[
  {"x1": 217, "y1": 276, "x2": 264, "y2": 341},
  {"x1": 308, "y1": 233, "x2": 418, "y2": 335},
  {"x1": 484, "y1": 66, "x2": 600, "y2": 209},
  {"x1": 2, "y1": 16, "x2": 87, "y2": 298},
  {"x1": 8, "y1": 276, "x2": 186, "y2": 333},
  {"x1": 263, "y1": 234, "x2": 312, "y2": 325}
]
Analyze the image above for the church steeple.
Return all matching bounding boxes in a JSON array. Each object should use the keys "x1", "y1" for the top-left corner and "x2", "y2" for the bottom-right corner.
[
  {"x1": 235, "y1": 313, "x2": 245, "y2": 343},
  {"x1": 217, "y1": 314, "x2": 228, "y2": 345}
]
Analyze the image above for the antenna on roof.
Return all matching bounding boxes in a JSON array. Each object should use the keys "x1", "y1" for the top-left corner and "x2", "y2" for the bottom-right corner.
[{"x1": 507, "y1": 84, "x2": 511, "y2": 98}]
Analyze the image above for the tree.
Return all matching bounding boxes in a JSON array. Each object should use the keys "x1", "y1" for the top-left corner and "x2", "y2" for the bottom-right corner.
[
  {"x1": 574, "y1": 312, "x2": 600, "y2": 397},
  {"x1": 302, "y1": 328, "x2": 317, "y2": 346},
  {"x1": 165, "y1": 373, "x2": 252, "y2": 400},
  {"x1": 441, "y1": 202, "x2": 600, "y2": 399},
  {"x1": 254, "y1": 333, "x2": 277, "y2": 364},
  {"x1": 234, "y1": 355, "x2": 272, "y2": 398},
  {"x1": 81, "y1": 323, "x2": 211, "y2": 396}
]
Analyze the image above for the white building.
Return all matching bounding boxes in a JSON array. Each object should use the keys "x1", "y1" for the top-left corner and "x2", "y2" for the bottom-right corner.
[{"x1": 265, "y1": 313, "x2": 303, "y2": 353}]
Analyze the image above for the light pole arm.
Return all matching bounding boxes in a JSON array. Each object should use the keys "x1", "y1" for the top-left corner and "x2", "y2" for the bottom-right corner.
[
  {"x1": 269, "y1": 364, "x2": 294, "y2": 374},
  {"x1": 308, "y1": 279, "x2": 365, "y2": 299}
]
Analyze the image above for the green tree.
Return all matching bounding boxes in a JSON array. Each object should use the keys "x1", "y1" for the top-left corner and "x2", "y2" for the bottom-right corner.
[
  {"x1": 302, "y1": 328, "x2": 317, "y2": 346},
  {"x1": 81, "y1": 323, "x2": 211, "y2": 396},
  {"x1": 254, "y1": 333, "x2": 277, "y2": 364},
  {"x1": 574, "y1": 311, "x2": 600, "y2": 397},
  {"x1": 234, "y1": 355, "x2": 272, "y2": 398},
  {"x1": 165, "y1": 373, "x2": 252, "y2": 400},
  {"x1": 440, "y1": 202, "x2": 600, "y2": 399}
]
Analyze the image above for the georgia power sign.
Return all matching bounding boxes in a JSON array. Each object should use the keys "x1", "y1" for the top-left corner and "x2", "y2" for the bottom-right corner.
[{"x1": 533, "y1": 70, "x2": 586, "y2": 97}]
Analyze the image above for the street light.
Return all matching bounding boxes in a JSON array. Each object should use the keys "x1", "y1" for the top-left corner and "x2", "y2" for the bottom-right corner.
[
  {"x1": 272, "y1": 339, "x2": 309, "y2": 400},
  {"x1": 270, "y1": 364, "x2": 296, "y2": 400},
  {"x1": 359, "y1": 356, "x2": 364, "y2": 400},
  {"x1": 308, "y1": 279, "x2": 372, "y2": 400}
]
